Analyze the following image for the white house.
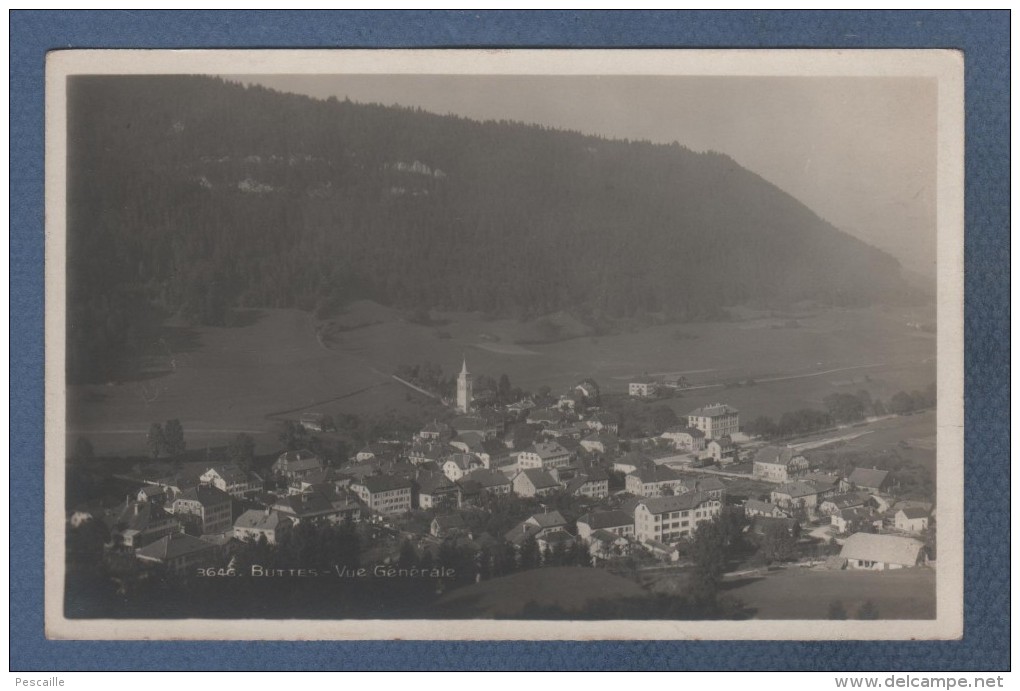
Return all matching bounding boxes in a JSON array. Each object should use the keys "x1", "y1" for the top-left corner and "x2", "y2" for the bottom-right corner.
[
  {"x1": 629, "y1": 377, "x2": 658, "y2": 398},
  {"x1": 752, "y1": 446, "x2": 809, "y2": 483},
  {"x1": 894, "y1": 507, "x2": 931, "y2": 534},
  {"x1": 687, "y1": 403, "x2": 739, "y2": 439},
  {"x1": 633, "y1": 493, "x2": 721, "y2": 545},
  {"x1": 516, "y1": 441, "x2": 571, "y2": 471},
  {"x1": 839, "y1": 533, "x2": 926, "y2": 570}
]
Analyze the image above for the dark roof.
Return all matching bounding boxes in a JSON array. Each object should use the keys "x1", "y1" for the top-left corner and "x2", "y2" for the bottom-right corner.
[
  {"x1": 753, "y1": 446, "x2": 805, "y2": 467},
  {"x1": 504, "y1": 522, "x2": 542, "y2": 545},
  {"x1": 274, "y1": 492, "x2": 337, "y2": 517},
  {"x1": 638, "y1": 492, "x2": 713, "y2": 515},
  {"x1": 528, "y1": 441, "x2": 570, "y2": 459},
  {"x1": 688, "y1": 403, "x2": 739, "y2": 417},
  {"x1": 274, "y1": 450, "x2": 323, "y2": 472},
  {"x1": 110, "y1": 501, "x2": 175, "y2": 532},
  {"x1": 234, "y1": 509, "x2": 290, "y2": 531},
  {"x1": 176, "y1": 485, "x2": 232, "y2": 508},
  {"x1": 516, "y1": 468, "x2": 560, "y2": 490},
  {"x1": 578, "y1": 510, "x2": 633, "y2": 530},
  {"x1": 444, "y1": 452, "x2": 480, "y2": 470},
  {"x1": 204, "y1": 464, "x2": 252, "y2": 485},
  {"x1": 590, "y1": 528, "x2": 627, "y2": 543},
  {"x1": 679, "y1": 475, "x2": 726, "y2": 493},
  {"x1": 847, "y1": 467, "x2": 891, "y2": 489},
  {"x1": 898, "y1": 506, "x2": 931, "y2": 519},
  {"x1": 416, "y1": 472, "x2": 456, "y2": 494},
  {"x1": 823, "y1": 492, "x2": 868, "y2": 509},
  {"x1": 461, "y1": 468, "x2": 511, "y2": 488},
  {"x1": 630, "y1": 465, "x2": 681, "y2": 484},
  {"x1": 772, "y1": 481, "x2": 821, "y2": 498},
  {"x1": 664, "y1": 426, "x2": 705, "y2": 438},
  {"x1": 355, "y1": 474, "x2": 412, "y2": 494},
  {"x1": 136, "y1": 534, "x2": 217, "y2": 561},
  {"x1": 538, "y1": 529, "x2": 574, "y2": 545},
  {"x1": 564, "y1": 474, "x2": 606, "y2": 494},
  {"x1": 529, "y1": 510, "x2": 567, "y2": 528},
  {"x1": 433, "y1": 514, "x2": 466, "y2": 530}
]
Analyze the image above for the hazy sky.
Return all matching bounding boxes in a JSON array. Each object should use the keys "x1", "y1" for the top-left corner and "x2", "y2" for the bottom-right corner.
[{"x1": 232, "y1": 74, "x2": 937, "y2": 277}]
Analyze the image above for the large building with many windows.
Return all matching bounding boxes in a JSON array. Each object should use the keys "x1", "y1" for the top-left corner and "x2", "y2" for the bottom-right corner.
[
  {"x1": 633, "y1": 492, "x2": 721, "y2": 544},
  {"x1": 687, "y1": 403, "x2": 740, "y2": 439},
  {"x1": 350, "y1": 475, "x2": 412, "y2": 516}
]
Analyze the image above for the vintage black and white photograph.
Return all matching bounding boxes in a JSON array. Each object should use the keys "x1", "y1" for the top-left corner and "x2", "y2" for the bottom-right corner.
[{"x1": 45, "y1": 49, "x2": 964, "y2": 640}]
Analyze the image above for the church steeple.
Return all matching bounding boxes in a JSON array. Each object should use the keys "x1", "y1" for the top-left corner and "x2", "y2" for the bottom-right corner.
[{"x1": 456, "y1": 354, "x2": 473, "y2": 413}]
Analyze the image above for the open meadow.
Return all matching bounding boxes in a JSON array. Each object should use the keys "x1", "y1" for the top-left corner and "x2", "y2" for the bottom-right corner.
[{"x1": 67, "y1": 301, "x2": 936, "y2": 457}]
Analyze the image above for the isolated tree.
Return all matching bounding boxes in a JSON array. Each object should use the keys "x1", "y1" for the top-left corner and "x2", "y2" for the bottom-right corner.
[
  {"x1": 71, "y1": 436, "x2": 95, "y2": 463},
  {"x1": 146, "y1": 422, "x2": 165, "y2": 459},
  {"x1": 279, "y1": 420, "x2": 308, "y2": 451},
  {"x1": 690, "y1": 521, "x2": 727, "y2": 603},
  {"x1": 857, "y1": 600, "x2": 881, "y2": 620},
  {"x1": 163, "y1": 418, "x2": 186, "y2": 458},
  {"x1": 827, "y1": 600, "x2": 848, "y2": 620},
  {"x1": 228, "y1": 433, "x2": 256, "y2": 472},
  {"x1": 398, "y1": 538, "x2": 418, "y2": 570},
  {"x1": 889, "y1": 391, "x2": 915, "y2": 415},
  {"x1": 520, "y1": 535, "x2": 540, "y2": 570},
  {"x1": 760, "y1": 520, "x2": 798, "y2": 564}
]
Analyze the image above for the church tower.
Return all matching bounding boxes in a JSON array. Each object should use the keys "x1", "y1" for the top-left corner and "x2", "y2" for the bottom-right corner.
[{"x1": 456, "y1": 355, "x2": 473, "y2": 413}]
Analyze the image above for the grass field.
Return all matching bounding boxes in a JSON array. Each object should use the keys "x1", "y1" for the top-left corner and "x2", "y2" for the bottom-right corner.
[
  {"x1": 722, "y1": 567, "x2": 936, "y2": 619},
  {"x1": 430, "y1": 566, "x2": 647, "y2": 618},
  {"x1": 67, "y1": 301, "x2": 937, "y2": 457}
]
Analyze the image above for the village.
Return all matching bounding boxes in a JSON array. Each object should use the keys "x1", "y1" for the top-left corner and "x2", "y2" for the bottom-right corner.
[{"x1": 68, "y1": 355, "x2": 936, "y2": 617}]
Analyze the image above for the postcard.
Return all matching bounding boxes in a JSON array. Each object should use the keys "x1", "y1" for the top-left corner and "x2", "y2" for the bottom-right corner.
[{"x1": 45, "y1": 48, "x2": 963, "y2": 640}]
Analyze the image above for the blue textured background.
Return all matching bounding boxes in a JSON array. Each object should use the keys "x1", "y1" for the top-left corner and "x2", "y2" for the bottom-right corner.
[{"x1": 10, "y1": 10, "x2": 1009, "y2": 671}]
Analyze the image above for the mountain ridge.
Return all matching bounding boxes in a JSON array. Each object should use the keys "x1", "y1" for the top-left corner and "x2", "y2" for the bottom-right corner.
[{"x1": 66, "y1": 75, "x2": 918, "y2": 384}]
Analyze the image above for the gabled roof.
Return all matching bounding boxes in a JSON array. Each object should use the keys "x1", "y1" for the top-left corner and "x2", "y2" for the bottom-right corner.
[
  {"x1": 528, "y1": 510, "x2": 567, "y2": 529},
  {"x1": 823, "y1": 492, "x2": 868, "y2": 509},
  {"x1": 274, "y1": 491, "x2": 337, "y2": 517},
  {"x1": 578, "y1": 510, "x2": 633, "y2": 530},
  {"x1": 274, "y1": 450, "x2": 323, "y2": 472},
  {"x1": 461, "y1": 468, "x2": 511, "y2": 488},
  {"x1": 504, "y1": 522, "x2": 542, "y2": 545},
  {"x1": 234, "y1": 509, "x2": 290, "y2": 532},
  {"x1": 629, "y1": 464, "x2": 682, "y2": 484},
  {"x1": 136, "y1": 534, "x2": 216, "y2": 561},
  {"x1": 175, "y1": 485, "x2": 232, "y2": 507},
  {"x1": 744, "y1": 499, "x2": 782, "y2": 514},
  {"x1": 564, "y1": 474, "x2": 607, "y2": 495},
  {"x1": 663, "y1": 426, "x2": 705, "y2": 438},
  {"x1": 898, "y1": 506, "x2": 931, "y2": 519},
  {"x1": 847, "y1": 467, "x2": 891, "y2": 489},
  {"x1": 516, "y1": 468, "x2": 560, "y2": 490},
  {"x1": 679, "y1": 475, "x2": 726, "y2": 493},
  {"x1": 354, "y1": 474, "x2": 412, "y2": 494},
  {"x1": 772, "y1": 481, "x2": 821, "y2": 498},
  {"x1": 840, "y1": 533, "x2": 924, "y2": 566},
  {"x1": 444, "y1": 453, "x2": 480, "y2": 470},
  {"x1": 452, "y1": 432, "x2": 486, "y2": 449},
  {"x1": 416, "y1": 472, "x2": 456, "y2": 494},
  {"x1": 110, "y1": 501, "x2": 175, "y2": 532},
  {"x1": 688, "y1": 403, "x2": 739, "y2": 417},
  {"x1": 537, "y1": 529, "x2": 574, "y2": 545},
  {"x1": 590, "y1": 528, "x2": 628, "y2": 544},
  {"x1": 451, "y1": 415, "x2": 488, "y2": 432},
  {"x1": 637, "y1": 492, "x2": 713, "y2": 515},
  {"x1": 204, "y1": 463, "x2": 252, "y2": 485},
  {"x1": 529, "y1": 441, "x2": 570, "y2": 459},
  {"x1": 432, "y1": 514, "x2": 466, "y2": 530},
  {"x1": 753, "y1": 446, "x2": 805, "y2": 466}
]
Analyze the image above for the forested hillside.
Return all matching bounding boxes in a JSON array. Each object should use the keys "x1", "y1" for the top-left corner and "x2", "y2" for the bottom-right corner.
[{"x1": 67, "y1": 75, "x2": 916, "y2": 383}]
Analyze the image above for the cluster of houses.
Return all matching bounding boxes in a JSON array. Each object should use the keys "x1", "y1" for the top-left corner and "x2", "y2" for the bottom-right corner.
[{"x1": 85, "y1": 363, "x2": 933, "y2": 578}]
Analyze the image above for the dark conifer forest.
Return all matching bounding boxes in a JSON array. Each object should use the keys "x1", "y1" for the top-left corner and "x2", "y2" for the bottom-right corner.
[{"x1": 67, "y1": 75, "x2": 916, "y2": 384}]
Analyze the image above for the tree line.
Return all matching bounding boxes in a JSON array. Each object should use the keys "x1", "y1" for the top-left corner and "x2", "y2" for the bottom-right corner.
[{"x1": 67, "y1": 75, "x2": 920, "y2": 384}]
